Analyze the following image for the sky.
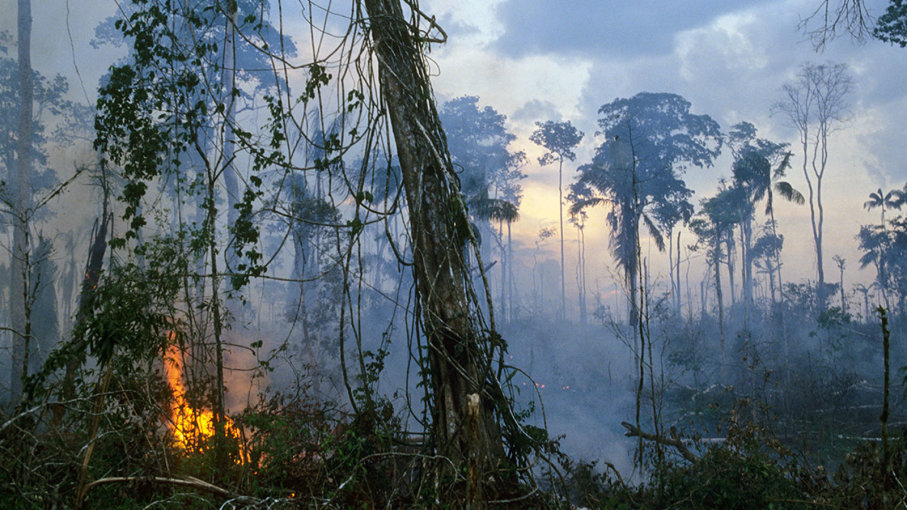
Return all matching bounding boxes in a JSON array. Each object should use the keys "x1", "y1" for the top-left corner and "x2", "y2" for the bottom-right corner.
[
  {"x1": 3, "y1": 0, "x2": 906, "y2": 310},
  {"x1": 419, "y1": 0, "x2": 907, "y2": 302}
]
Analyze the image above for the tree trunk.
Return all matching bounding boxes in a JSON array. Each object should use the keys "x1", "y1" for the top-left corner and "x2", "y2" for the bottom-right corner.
[
  {"x1": 507, "y1": 221, "x2": 514, "y2": 322},
  {"x1": 558, "y1": 157, "x2": 566, "y2": 320},
  {"x1": 578, "y1": 225, "x2": 587, "y2": 325},
  {"x1": 223, "y1": 1, "x2": 240, "y2": 260},
  {"x1": 364, "y1": 0, "x2": 507, "y2": 498},
  {"x1": 57, "y1": 205, "x2": 109, "y2": 425},
  {"x1": 713, "y1": 252, "x2": 726, "y2": 383},
  {"x1": 9, "y1": 0, "x2": 33, "y2": 406},
  {"x1": 741, "y1": 212, "x2": 754, "y2": 326},
  {"x1": 676, "y1": 230, "x2": 682, "y2": 315},
  {"x1": 499, "y1": 218, "x2": 506, "y2": 323},
  {"x1": 669, "y1": 229, "x2": 676, "y2": 313},
  {"x1": 725, "y1": 233, "x2": 736, "y2": 308}
]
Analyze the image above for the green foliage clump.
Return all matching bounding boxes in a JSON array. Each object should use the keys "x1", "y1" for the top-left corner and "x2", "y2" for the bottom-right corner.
[{"x1": 654, "y1": 446, "x2": 807, "y2": 509}]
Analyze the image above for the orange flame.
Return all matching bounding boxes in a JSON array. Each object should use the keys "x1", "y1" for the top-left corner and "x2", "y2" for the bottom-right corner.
[{"x1": 164, "y1": 341, "x2": 246, "y2": 462}]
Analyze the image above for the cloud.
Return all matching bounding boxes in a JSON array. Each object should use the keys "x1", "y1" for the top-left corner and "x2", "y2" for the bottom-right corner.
[
  {"x1": 511, "y1": 98, "x2": 562, "y2": 124},
  {"x1": 492, "y1": 0, "x2": 772, "y2": 59}
]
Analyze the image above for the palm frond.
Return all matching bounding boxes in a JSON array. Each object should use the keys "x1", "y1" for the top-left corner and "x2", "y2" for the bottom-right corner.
[
  {"x1": 569, "y1": 197, "x2": 608, "y2": 216},
  {"x1": 775, "y1": 181, "x2": 805, "y2": 205},
  {"x1": 642, "y1": 213, "x2": 665, "y2": 252}
]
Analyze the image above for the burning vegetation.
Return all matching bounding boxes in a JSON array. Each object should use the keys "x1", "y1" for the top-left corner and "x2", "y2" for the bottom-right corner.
[{"x1": 162, "y1": 343, "x2": 247, "y2": 464}]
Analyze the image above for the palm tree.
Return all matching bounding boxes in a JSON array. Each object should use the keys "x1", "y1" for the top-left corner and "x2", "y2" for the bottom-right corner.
[
  {"x1": 864, "y1": 188, "x2": 902, "y2": 227},
  {"x1": 468, "y1": 193, "x2": 520, "y2": 321},
  {"x1": 857, "y1": 224, "x2": 892, "y2": 310},
  {"x1": 575, "y1": 93, "x2": 720, "y2": 329},
  {"x1": 832, "y1": 255, "x2": 846, "y2": 311},
  {"x1": 728, "y1": 122, "x2": 804, "y2": 308},
  {"x1": 853, "y1": 283, "x2": 871, "y2": 321},
  {"x1": 571, "y1": 135, "x2": 674, "y2": 328}
]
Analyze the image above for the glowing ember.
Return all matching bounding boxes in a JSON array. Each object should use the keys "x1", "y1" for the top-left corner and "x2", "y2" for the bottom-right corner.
[{"x1": 164, "y1": 342, "x2": 246, "y2": 462}]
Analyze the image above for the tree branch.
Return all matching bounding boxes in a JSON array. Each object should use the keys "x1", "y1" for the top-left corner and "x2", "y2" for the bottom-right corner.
[
  {"x1": 82, "y1": 476, "x2": 235, "y2": 499},
  {"x1": 621, "y1": 421, "x2": 699, "y2": 463}
]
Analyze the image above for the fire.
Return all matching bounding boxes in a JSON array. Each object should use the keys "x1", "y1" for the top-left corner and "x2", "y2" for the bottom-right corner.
[{"x1": 164, "y1": 342, "x2": 246, "y2": 462}]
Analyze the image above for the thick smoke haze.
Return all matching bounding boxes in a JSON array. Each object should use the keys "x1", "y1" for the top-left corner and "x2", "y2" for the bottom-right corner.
[{"x1": 2, "y1": 0, "x2": 907, "y2": 506}]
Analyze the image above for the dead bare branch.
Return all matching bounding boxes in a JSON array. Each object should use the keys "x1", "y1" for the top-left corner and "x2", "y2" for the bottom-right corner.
[
  {"x1": 82, "y1": 475, "x2": 236, "y2": 499},
  {"x1": 621, "y1": 421, "x2": 699, "y2": 463}
]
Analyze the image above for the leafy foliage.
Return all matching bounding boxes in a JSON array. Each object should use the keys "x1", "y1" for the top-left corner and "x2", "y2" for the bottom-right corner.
[{"x1": 875, "y1": 0, "x2": 907, "y2": 47}]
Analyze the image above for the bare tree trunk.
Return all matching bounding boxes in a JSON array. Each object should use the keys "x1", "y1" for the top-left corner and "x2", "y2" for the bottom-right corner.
[
  {"x1": 741, "y1": 212, "x2": 754, "y2": 325},
  {"x1": 725, "y1": 234, "x2": 736, "y2": 308},
  {"x1": 206, "y1": 166, "x2": 228, "y2": 468},
  {"x1": 558, "y1": 157, "x2": 566, "y2": 320},
  {"x1": 507, "y1": 221, "x2": 514, "y2": 322},
  {"x1": 222, "y1": 0, "x2": 240, "y2": 261},
  {"x1": 364, "y1": 0, "x2": 507, "y2": 499},
  {"x1": 669, "y1": 229, "x2": 676, "y2": 313},
  {"x1": 9, "y1": 0, "x2": 33, "y2": 406},
  {"x1": 498, "y1": 218, "x2": 506, "y2": 323},
  {"x1": 676, "y1": 231, "x2": 682, "y2": 315},
  {"x1": 577, "y1": 224, "x2": 587, "y2": 324},
  {"x1": 714, "y1": 255, "x2": 726, "y2": 383}
]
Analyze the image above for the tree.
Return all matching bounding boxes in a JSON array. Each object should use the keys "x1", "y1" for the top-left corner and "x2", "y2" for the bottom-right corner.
[
  {"x1": 92, "y1": 0, "x2": 284, "y2": 466},
  {"x1": 857, "y1": 223, "x2": 892, "y2": 310},
  {"x1": 864, "y1": 187, "x2": 902, "y2": 226},
  {"x1": 440, "y1": 95, "x2": 525, "y2": 314},
  {"x1": 800, "y1": 0, "x2": 907, "y2": 49},
  {"x1": 0, "y1": 23, "x2": 84, "y2": 406},
  {"x1": 363, "y1": 0, "x2": 528, "y2": 501},
  {"x1": 530, "y1": 120, "x2": 584, "y2": 320},
  {"x1": 773, "y1": 62, "x2": 853, "y2": 309},
  {"x1": 727, "y1": 122, "x2": 803, "y2": 312},
  {"x1": 689, "y1": 188, "x2": 739, "y2": 379},
  {"x1": 752, "y1": 223, "x2": 784, "y2": 304},
  {"x1": 832, "y1": 254, "x2": 847, "y2": 311},
  {"x1": 875, "y1": 0, "x2": 907, "y2": 47},
  {"x1": 568, "y1": 182, "x2": 593, "y2": 324},
  {"x1": 8, "y1": 0, "x2": 33, "y2": 406},
  {"x1": 574, "y1": 92, "x2": 721, "y2": 328},
  {"x1": 854, "y1": 282, "x2": 872, "y2": 320}
]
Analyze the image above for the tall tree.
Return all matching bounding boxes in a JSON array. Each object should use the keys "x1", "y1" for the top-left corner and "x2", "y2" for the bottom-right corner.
[
  {"x1": 439, "y1": 95, "x2": 525, "y2": 304},
  {"x1": 8, "y1": 0, "x2": 33, "y2": 406},
  {"x1": 727, "y1": 122, "x2": 803, "y2": 313},
  {"x1": 573, "y1": 92, "x2": 721, "y2": 328},
  {"x1": 363, "y1": 0, "x2": 525, "y2": 501},
  {"x1": 568, "y1": 181, "x2": 593, "y2": 324},
  {"x1": 752, "y1": 223, "x2": 784, "y2": 304},
  {"x1": 690, "y1": 188, "x2": 739, "y2": 379},
  {"x1": 530, "y1": 120, "x2": 584, "y2": 320},
  {"x1": 773, "y1": 62, "x2": 853, "y2": 309},
  {"x1": 857, "y1": 223, "x2": 892, "y2": 310}
]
